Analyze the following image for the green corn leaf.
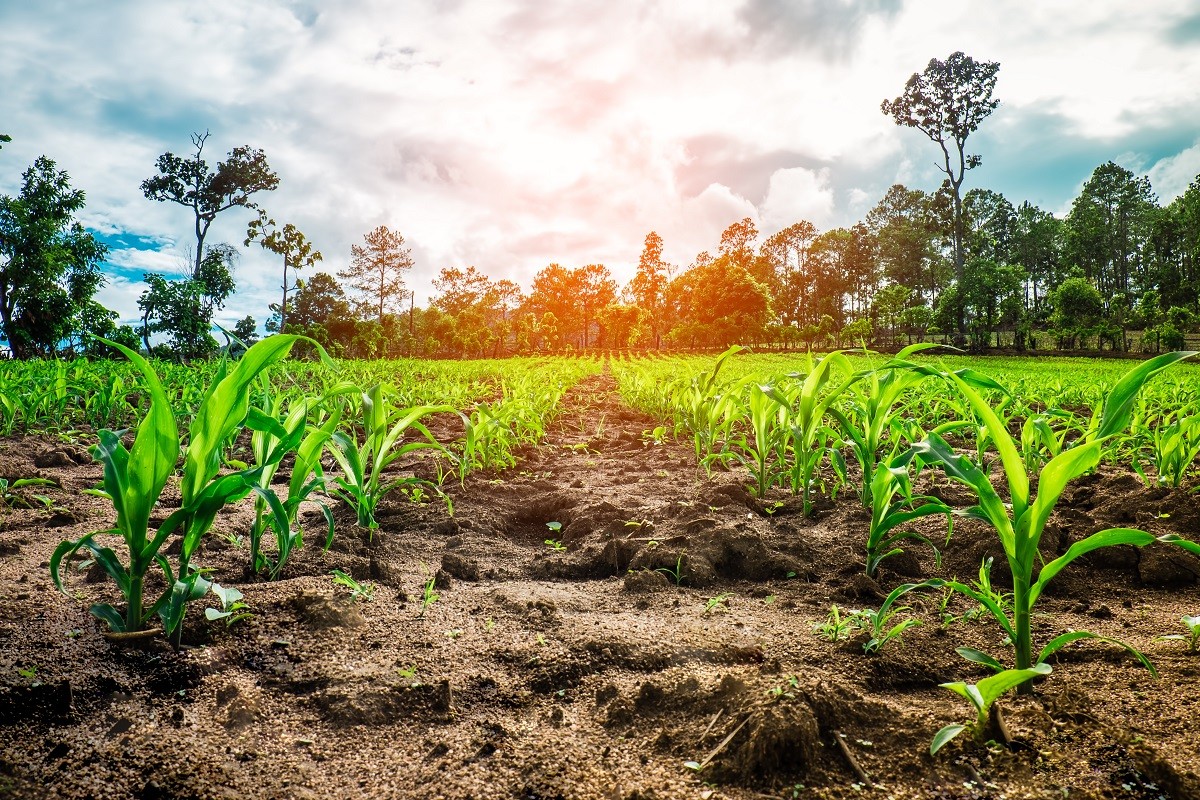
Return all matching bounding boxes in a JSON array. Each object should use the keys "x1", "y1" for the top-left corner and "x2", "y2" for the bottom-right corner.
[
  {"x1": 1095, "y1": 351, "x2": 1198, "y2": 440},
  {"x1": 943, "y1": 371, "x2": 1029, "y2": 518},
  {"x1": 89, "y1": 603, "x2": 128, "y2": 633},
  {"x1": 955, "y1": 647, "x2": 1006, "y2": 673},
  {"x1": 94, "y1": 339, "x2": 179, "y2": 554},
  {"x1": 1031, "y1": 528, "x2": 1155, "y2": 606},
  {"x1": 1037, "y1": 630, "x2": 1157, "y2": 676},
  {"x1": 181, "y1": 334, "x2": 304, "y2": 506},
  {"x1": 1022, "y1": 440, "x2": 1103, "y2": 564},
  {"x1": 910, "y1": 434, "x2": 1014, "y2": 554},
  {"x1": 930, "y1": 724, "x2": 967, "y2": 755}
]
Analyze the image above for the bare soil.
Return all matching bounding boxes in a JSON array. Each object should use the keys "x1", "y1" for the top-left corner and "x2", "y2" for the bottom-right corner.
[{"x1": 1, "y1": 372, "x2": 1199, "y2": 800}]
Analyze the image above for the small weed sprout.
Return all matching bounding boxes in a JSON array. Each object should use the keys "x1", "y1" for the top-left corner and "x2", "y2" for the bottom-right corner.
[
  {"x1": 1159, "y1": 615, "x2": 1200, "y2": 652},
  {"x1": 330, "y1": 569, "x2": 375, "y2": 602},
  {"x1": 544, "y1": 539, "x2": 566, "y2": 552},
  {"x1": 704, "y1": 593, "x2": 733, "y2": 614},
  {"x1": 205, "y1": 583, "x2": 252, "y2": 627},
  {"x1": 0, "y1": 477, "x2": 56, "y2": 509},
  {"x1": 655, "y1": 552, "x2": 687, "y2": 586},
  {"x1": 420, "y1": 575, "x2": 439, "y2": 616},
  {"x1": 767, "y1": 675, "x2": 800, "y2": 700},
  {"x1": 814, "y1": 605, "x2": 870, "y2": 642}
]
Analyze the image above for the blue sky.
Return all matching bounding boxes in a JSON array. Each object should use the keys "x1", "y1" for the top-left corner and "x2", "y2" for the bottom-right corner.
[{"x1": 2, "y1": 1, "x2": 1199, "y2": 331}]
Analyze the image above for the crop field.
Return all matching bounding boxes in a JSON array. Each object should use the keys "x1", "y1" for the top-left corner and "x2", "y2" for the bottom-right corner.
[{"x1": 1, "y1": 341, "x2": 1199, "y2": 800}]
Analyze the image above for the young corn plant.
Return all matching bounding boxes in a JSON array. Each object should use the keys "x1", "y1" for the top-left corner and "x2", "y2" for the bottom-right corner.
[
  {"x1": 244, "y1": 393, "x2": 342, "y2": 580},
  {"x1": 864, "y1": 447, "x2": 952, "y2": 578},
  {"x1": 1133, "y1": 410, "x2": 1200, "y2": 488},
  {"x1": 718, "y1": 380, "x2": 786, "y2": 498},
  {"x1": 774, "y1": 351, "x2": 853, "y2": 515},
  {"x1": 50, "y1": 336, "x2": 311, "y2": 641},
  {"x1": 930, "y1": 663, "x2": 1052, "y2": 755},
  {"x1": 328, "y1": 384, "x2": 454, "y2": 536},
  {"x1": 1158, "y1": 614, "x2": 1200, "y2": 653},
  {"x1": 911, "y1": 352, "x2": 1200, "y2": 687}
]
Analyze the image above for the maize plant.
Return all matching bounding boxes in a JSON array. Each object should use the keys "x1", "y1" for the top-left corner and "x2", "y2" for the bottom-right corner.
[
  {"x1": 828, "y1": 343, "x2": 1004, "y2": 507},
  {"x1": 930, "y1": 663, "x2": 1052, "y2": 755},
  {"x1": 864, "y1": 446, "x2": 952, "y2": 578},
  {"x1": 328, "y1": 383, "x2": 454, "y2": 535},
  {"x1": 50, "y1": 335, "x2": 311, "y2": 640},
  {"x1": 773, "y1": 351, "x2": 853, "y2": 515},
  {"x1": 910, "y1": 352, "x2": 1200, "y2": 688},
  {"x1": 242, "y1": 389, "x2": 341, "y2": 580},
  {"x1": 1133, "y1": 409, "x2": 1200, "y2": 488}
]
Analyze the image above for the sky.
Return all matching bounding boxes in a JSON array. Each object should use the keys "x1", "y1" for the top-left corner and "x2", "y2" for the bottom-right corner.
[{"x1": 3, "y1": 1, "x2": 1200, "y2": 332}]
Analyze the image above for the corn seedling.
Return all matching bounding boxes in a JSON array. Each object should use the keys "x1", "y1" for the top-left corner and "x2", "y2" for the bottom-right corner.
[
  {"x1": 245, "y1": 390, "x2": 341, "y2": 580},
  {"x1": 864, "y1": 447, "x2": 952, "y2": 578},
  {"x1": 655, "y1": 552, "x2": 686, "y2": 586},
  {"x1": 930, "y1": 663, "x2": 1052, "y2": 755},
  {"x1": 331, "y1": 569, "x2": 375, "y2": 602},
  {"x1": 420, "y1": 575, "x2": 439, "y2": 616},
  {"x1": 910, "y1": 352, "x2": 1200, "y2": 686},
  {"x1": 1159, "y1": 615, "x2": 1200, "y2": 652},
  {"x1": 0, "y1": 477, "x2": 56, "y2": 509},
  {"x1": 328, "y1": 384, "x2": 453, "y2": 535},
  {"x1": 775, "y1": 351, "x2": 853, "y2": 515},
  {"x1": 1133, "y1": 410, "x2": 1200, "y2": 488},
  {"x1": 860, "y1": 580, "x2": 938, "y2": 654},
  {"x1": 51, "y1": 335, "x2": 310, "y2": 641},
  {"x1": 813, "y1": 605, "x2": 871, "y2": 642},
  {"x1": 704, "y1": 592, "x2": 733, "y2": 614}
]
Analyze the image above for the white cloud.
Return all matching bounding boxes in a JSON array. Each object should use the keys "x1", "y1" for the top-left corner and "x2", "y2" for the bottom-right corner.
[
  {"x1": 1148, "y1": 140, "x2": 1200, "y2": 202},
  {"x1": 760, "y1": 167, "x2": 836, "y2": 232}
]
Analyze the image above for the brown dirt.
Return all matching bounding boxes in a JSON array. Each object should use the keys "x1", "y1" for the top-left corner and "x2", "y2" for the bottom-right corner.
[{"x1": 0, "y1": 372, "x2": 1198, "y2": 799}]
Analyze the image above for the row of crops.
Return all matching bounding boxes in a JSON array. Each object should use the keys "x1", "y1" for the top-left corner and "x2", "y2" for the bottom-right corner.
[
  {"x1": 1, "y1": 338, "x2": 603, "y2": 648},
  {"x1": 611, "y1": 344, "x2": 1200, "y2": 751},
  {"x1": 6, "y1": 338, "x2": 1200, "y2": 753}
]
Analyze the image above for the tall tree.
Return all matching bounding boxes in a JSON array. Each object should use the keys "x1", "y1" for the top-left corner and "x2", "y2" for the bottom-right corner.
[
  {"x1": 882, "y1": 52, "x2": 1000, "y2": 341},
  {"x1": 759, "y1": 221, "x2": 819, "y2": 327},
  {"x1": 0, "y1": 134, "x2": 10, "y2": 151},
  {"x1": 141, "y1": 131, "x2": 278, "y2": 279},
  {"x1": 574, "y1": 263, "x2": 617, "y2": 349},
  {"x1": 626, "y1": 231, "x2": 672, "y2": 347},
  {"x1": 526, "y1": 263, "x2": 577, "y2": 346},
  {"x1": 245, "y1": 210, "x2": 322, "y2": 333},
  {"x1": 289, "y1": 272, "x2": 356, "y2": 354},
  {"x1": 0, "y1": 156, "x2": 107, "y2": 358},
  {"x1": 431, "y1": 266, "x2": 492, "y2": 316},
  {"x1": 866, "y1": 185, "x2": 944, "y2": 304},
  {"x1": 340, "y1": 225, "x2": 413, "y2": 325},
  {"x1": 718, "y1": 217, "x2": 759, "y2": 272},
  {"x1": 1064, "y1": 161, "x2": 1158, "y2": 300},
  {"x1": 1011, "y1": 201, "x2": 1063, "y2": 314}
]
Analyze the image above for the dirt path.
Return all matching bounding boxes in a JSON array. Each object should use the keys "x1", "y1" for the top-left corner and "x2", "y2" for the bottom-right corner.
[{"x1": 1, "y1": 369, "x2": 1199, "y2": 799}]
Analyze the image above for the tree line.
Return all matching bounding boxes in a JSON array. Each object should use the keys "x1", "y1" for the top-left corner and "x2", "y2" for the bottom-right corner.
[{"x1": 2, "y1": 53, "x2": 1199, "y2": 360}]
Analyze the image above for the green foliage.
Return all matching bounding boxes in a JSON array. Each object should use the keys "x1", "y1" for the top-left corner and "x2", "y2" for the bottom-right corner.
[
  {"x1": 931, "y1": 663, "x2": 1051, "y2": 754},
  {"x1": 910, "y1": 352, "x2": 1200, "y2": 682},
  {"x1": 813, "y1": 605, "x2": 870, "y2": 642},
  {"x1": 327, "y1": 383, "x2": 453, "y2": 534},
  {"x1": 1159, "y1": 615, "x2": 1200, "y2": 653},
  {"x1": 865, "y1": 447, "x2": 951, "y2": 578},
  {"x1": 0, "y1": 155, "x2": 108, "y2": 358},
  {"x1": 50, "y1": 335, "x2": 308, "y2": 639},
  {"x1": 0, "y1": 477, "x2": 56, "y2": 509},
  {"x1": 205, "y1": 583, "x2": 251, "y2": 626},
  {"x1": 330, "y1": 569, "x2": 375, "y2": 602}
]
